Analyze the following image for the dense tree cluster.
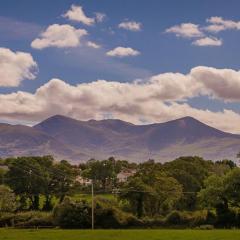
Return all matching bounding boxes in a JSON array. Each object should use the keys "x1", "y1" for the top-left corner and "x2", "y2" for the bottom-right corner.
[
  {"x1": 2, "y1": 156, "x2": 79, "y2": 211},
  {"x1": 0, "y1": 155, "x2": 240, "y2": 228}
]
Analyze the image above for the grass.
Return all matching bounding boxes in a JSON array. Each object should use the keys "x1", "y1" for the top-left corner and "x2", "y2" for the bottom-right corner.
[
  {"x1": 0, "y1": 229, "x2": 239, "y2": 240},
  {"x1": 72, "y1": 193, "x2": 116, "y2": 201}
]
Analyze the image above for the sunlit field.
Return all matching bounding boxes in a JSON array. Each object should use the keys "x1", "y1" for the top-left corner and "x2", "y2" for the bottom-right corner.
[{"x1": 0, "y1": 229, "x2": 239, "y2": 240}]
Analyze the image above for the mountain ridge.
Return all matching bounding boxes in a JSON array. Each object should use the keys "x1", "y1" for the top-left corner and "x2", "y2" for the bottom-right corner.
[{"x1": 0, "y1": 115, "x2": 239, "y2": 162}]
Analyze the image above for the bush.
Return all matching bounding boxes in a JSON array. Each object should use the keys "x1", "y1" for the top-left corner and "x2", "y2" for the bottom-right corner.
[
  {"x1": 198, "y1": 224, "x2": 214, "y2": 230},
  {"x1": 53, "y1": 198, "x2": 91, "y2": 229},
  {"x1": 0, "y1": 211, "x2": 52, "y2": 227},
  {"x1": 53, "y1": 197, "x2": 142, "y2": 229},
  {"x1": 0, "y1": 213, "x2": 15, "y2": 227},
  {"x1": 0, "y1": 185, "x2": 17, "y2": 212},
  {"x1": 188, "y1": 210, "x2": 208, "y2": 227},
  {"x1": 216, "y1": 204, "x2": 237, "y2": 228},
  {"x1": 164, "y1": 210, "x2": 209, "y2": 228},
  {"x1": 165, "y1": 211, "x2": 185, "y2": 225},
  {"x1": 141, "y1": 217, "x2": 164, "y2": 228}
]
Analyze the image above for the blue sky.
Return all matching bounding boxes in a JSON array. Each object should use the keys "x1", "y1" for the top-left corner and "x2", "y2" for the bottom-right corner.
[{"x1": 0, "y1": 0, "x2": 240, "y2": 133}]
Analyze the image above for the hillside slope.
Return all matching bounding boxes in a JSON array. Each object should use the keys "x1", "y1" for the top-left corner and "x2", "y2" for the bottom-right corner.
[{"x1": 33, "y1": 115, "x2": 240, "y2": 162}]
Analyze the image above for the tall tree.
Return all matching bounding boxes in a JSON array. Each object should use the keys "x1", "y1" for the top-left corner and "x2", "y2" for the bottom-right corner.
[
  {"x1": 0, "y1": 185, "x2": 17, "y2": 212},
  {"x1": 5, "y1": 157, "x2": 46, "y2": 210}
]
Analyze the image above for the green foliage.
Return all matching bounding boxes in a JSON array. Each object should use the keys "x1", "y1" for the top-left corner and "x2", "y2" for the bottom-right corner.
[
  {"x1": 164, "y1": 156, "x2": 212, "y2": 210},
  {"x1": 198, "y1": 175, "x2": 225, "y2": 208},
  {"x1": 119, "y1": 177, "x2": 154, "y2": 218},
  {"x1": 216, "y1": 160, "x2": 236, "y2": 170},
  {"x1": 165, "y1": 210, "x2": 209, "y2": 227},
  {"x1": 0, "y1": 167, "x2": 7, "y2": 185},
  {"x1": 1, "y1": 155, "x2": 240, "y2": 229},
  {"x1": 81, "y1": 157, "x2": 129, "y2": 190},
  {"x1": 53, "y1": 198, "x2": 91, "y2": 228},
  {"x1": 0, "y1": 185, "x2": 17, "y2": 212},
  {"x1": 5, "y1": 156, "x2": 78, "y2": 211},
  {"x1": 0, "y1": 211, "x2": 52, "y2": 227},
  {"x1": 224, "y1": 168, "x2": 240, "y2": 207}
]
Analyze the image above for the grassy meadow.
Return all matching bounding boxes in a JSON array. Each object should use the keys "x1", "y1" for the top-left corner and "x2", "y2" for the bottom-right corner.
[{"x1": 0, "y1": 229, "x2": 239, "y2": 240}]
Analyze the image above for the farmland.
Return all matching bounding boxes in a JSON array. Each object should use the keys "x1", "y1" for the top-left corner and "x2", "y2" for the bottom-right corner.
[{"x1": 0, "y1": 229, "x2": 239, "y2": 240}]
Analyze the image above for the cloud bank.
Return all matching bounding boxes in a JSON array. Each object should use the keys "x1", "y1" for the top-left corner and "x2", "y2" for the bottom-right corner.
[{"x1": 1, "y1": 66, "x2": 240, "y2": 133}]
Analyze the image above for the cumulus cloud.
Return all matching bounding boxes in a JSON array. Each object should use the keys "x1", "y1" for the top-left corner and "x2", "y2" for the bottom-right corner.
[
  {"x1": 118, "y1": 21, "x2": 142, "y2": 31},
  {"x1": 1, "y1": 66, "x2": 240, "y2": 132},
  {"x1": 190, "y1": 66, "x2": 240, "y2": 101},
  {"x1": 63, "y1": 5, "x2": 95, "y2": 25},
  {"x1": 0, "y1": 48, "x2": 37, "y2": 87},
  {"x1": 166, "y1": 17, "x2": 240, "y2": 46},
  {"x1": 87, "y1": 41, "x2": 101, "y2": 49},
  {"x1": 205, "y1": 16, "x2": 240, "y2": 33},
  {"x1": 31, "y1": 24, "x2": 88, "y2": 49},
  {"x1": 106, "y1": 47, "x2": 140, "y2": 57},
  {"x1": 192, "y1": 37, "x2": 222, "y2": 46},
  {"x1": 95, "y1": 12, "x2": 106, "y2": 23},
  {"x1": 165, "y1": 23, "x2": 204, "y2": 38}
]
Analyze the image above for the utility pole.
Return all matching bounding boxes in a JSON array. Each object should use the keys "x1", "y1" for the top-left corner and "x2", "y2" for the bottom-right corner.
[{"x1": 91, "y1": 179, "x2": 94, "y2": 230}]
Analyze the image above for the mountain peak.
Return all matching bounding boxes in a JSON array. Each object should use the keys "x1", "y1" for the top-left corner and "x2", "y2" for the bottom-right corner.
[
  {"x1": 175, "y1": 116, "x2": 201, "y2": 123},
  {"x1": 2, "y1": 114, "x2": 240, "y2": 162},
  {"x1": 42, "y1": 114, "x2": 73, "y2": 122}
]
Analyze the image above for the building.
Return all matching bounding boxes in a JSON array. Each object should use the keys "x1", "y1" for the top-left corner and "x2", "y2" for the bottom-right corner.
[{"x1": 117, "y1": 169, "x2": 136, "y2": 183}]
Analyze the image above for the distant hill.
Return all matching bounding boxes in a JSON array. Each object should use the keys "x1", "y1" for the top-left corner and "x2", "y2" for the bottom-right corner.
[
  {"x1": 32, "y1": 115, "x2": 240, "y2": 162},
  {"x1": 0, "y1": 123, "x2": 75, "y2": 160}
]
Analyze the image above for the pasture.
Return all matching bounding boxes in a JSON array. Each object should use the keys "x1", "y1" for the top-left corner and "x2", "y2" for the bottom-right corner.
[{"x1": 0, "y1": 229, "x2": 239, "y2": 240}]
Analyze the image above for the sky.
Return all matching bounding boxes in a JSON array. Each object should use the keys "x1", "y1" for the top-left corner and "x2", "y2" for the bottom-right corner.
[{"x1": 0, "y1": 0, "x2": 240, "y2": 133}]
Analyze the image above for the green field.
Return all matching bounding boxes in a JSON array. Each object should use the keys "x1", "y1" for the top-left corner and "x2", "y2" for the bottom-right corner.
[{"x1": 0, "y1": 229, "x2": 239, "y2": 240}]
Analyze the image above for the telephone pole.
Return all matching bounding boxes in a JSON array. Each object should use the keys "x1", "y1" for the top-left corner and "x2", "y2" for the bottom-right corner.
[{"x1": 91, "y1": 180, "x2": 94, "y2": 230}]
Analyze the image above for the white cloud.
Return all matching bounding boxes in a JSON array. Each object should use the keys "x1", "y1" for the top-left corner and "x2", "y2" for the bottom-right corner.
[
  {"x1": 205, "y1": 16, "x2": 240, "y2": 33},
  {"x1": 192, "y1": 37, "x2": 222, "y2": 46},
  {"x1": 87, "y1": 41, "x2": 101, "y2": 49},
  {"x1": 0, "y1": 48, "x2": 37, "y2": 87},
  {"x1": 95, "y1": 12, "x2": 106, "y2": 23},
  {"x1": 204, "y1": 24, "x2": 226, "y2": 33},
  {"x1": 165, "y1": 23, "x2": 204, "y2": 38},
  {"x1": 63, "y1": 5, "x2": 95, "y2": 25},
  {"x1": 1, "y1": 66, "x2": 240, "y2": 133},
  {"x1": 31, "y1": 24, "x2": 88, "y2": 49},
  {"x1": 106, "y1": 47, "x2": 140, "y2": 57},
  {"x1": 190, "y1": 66, "x2": 240, "y2": 101},
  {"x1": 118, "y1": 21, "x2": 142, "y2": 31},
  {"x1": 165, "y1": 17, "x2": 240, "y2": 46}
]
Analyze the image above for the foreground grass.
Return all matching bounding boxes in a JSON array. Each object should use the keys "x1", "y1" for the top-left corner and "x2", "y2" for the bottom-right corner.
[{"x1": 0, "y1": 229, "x2": 239, "y2": 240}]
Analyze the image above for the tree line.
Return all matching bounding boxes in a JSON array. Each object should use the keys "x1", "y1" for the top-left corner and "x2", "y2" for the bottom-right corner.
[{"x1": 0, "y1": 155, "x2": 240, "y2": 228}]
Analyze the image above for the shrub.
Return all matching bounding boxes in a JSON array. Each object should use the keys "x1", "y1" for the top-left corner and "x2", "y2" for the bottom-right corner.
[
  {"x1": 0, "y1": 211, "x2": 52, "y2": 227},
  {"x1": 164, "y1": 210, "x2": 209, "y2": 228},
  {"x1": 216, "y1": 204, "x2": 237, "y2": 228},
  {"x1": 53, "y1": 196, "x2": 141, "y2": 229},
  {"x1": 165, "y1": 211, "x2": 184, "y2": 225},
  {"x1": 141, "y1": 217, "x2": 164, "y2": 228},
  {"x1": 198, "y1": 224, "x2": 214, "y2": 230},
  {"x1": 188, "y1": 210, "x2": 208, "y2": 227},
  {"x1": 53, "y1": 198, "x2": 91, "y2": 228},
  {"x1": 0, "y1": 185, "x2": 17, "y2": 212}
]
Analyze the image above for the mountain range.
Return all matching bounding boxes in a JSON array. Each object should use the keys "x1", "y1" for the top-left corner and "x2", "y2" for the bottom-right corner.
[{"x1": 0, "y1": 115, "x2": 239, "y2": 163}]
